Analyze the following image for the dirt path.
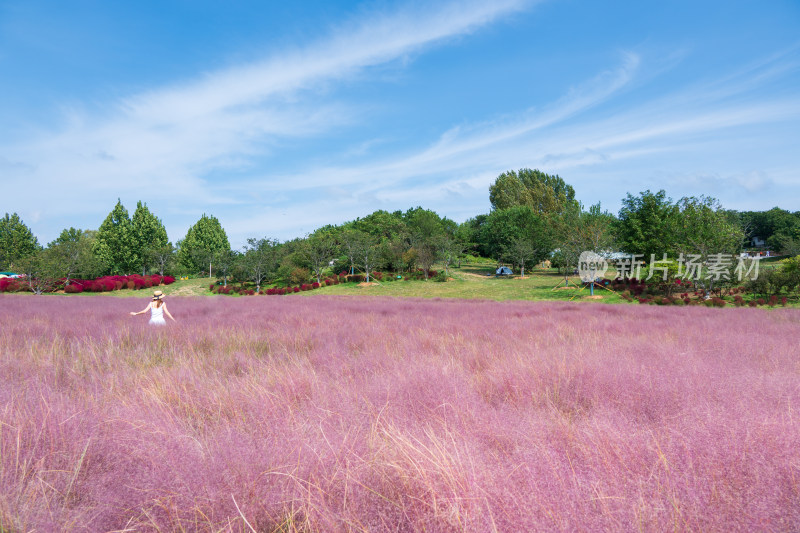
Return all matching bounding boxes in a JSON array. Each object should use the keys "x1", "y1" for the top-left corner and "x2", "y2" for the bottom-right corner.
[{"x1": 459, "y1": 271, "x2": 492, "y2": 281}]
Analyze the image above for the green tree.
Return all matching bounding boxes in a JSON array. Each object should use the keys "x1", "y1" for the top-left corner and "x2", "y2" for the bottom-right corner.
[
  {"x1": 453, "y1": 221, "x2": 477, "y2": 267},
  {"x1": 406, "y1": 208, "x2": 448, "y2": 279},
  {"x1": 94, "y1": 200, "x2": 137, "y2": 274},
  {"x1": 147, "y1": 243, "x2": 176, "y2": 276},
  {"x1": 341, "y1": 230, "x2": 379, "y2": 282},
  {"x1": 436, "y1": 233, "x2": 469, "y2": 276},
  {"x1": 241, "y1": 238, "x2": 280, "y2": 293},
  {"x1": 213, "y1": 248, "x2": 238, "y2": 287},
  {"x1": 739, "y1": 207, "x2": 800, "y2": 251},
  {"x1": 339, "y1": 228, "x2": 364, "y2": 276},
  {"x1": 616, "y1": 190, "x2": 679, "y2": 259},
  {"x1": 477, "y1": 206, "x2": 553, "y2": 266},
  {"x1": 675, "y1": 196, "x2": 744, "y2": 259},
  {"x1": 554, "y1": 203, "x2": 617, "y2": 282},
  {"x1": 47, "y1": 228, "x2": 105, "y2": 283},
  {"x1": 17, "y1": 248, "x2": 62, "y2": 294},
  {"x1": 302, "y1": 231, "x2": 338, "y2": 284},
  {"x1": 350, "y1": 210, "x2": 407, "y2": 240},
  {"x1": 505, "y1": 236, "x2": 539, "y2": 277},
  {"x1": 489, "y1": 168, "x2": 578, "y2": 216},
  {"x1": 0, "y1": 213, "x2": 40, "y2": 271},
  {"x1": 132, "y1": 201, "x2": 169, "y2": 275},
  {"x1": 177, "y1": 214, "x2": 231, "y2": 275},
  {"x1": 674, "y1": 196, "x2": 745, "y2": 295}
]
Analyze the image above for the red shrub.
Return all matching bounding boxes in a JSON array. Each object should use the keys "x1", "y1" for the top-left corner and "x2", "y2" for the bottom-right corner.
[
  {"x1": 64, "y1": 284, "x2": 83, "y2": 294},
  {"x1": 312, "y1": 282, "x2": 320, "y2": 289}
]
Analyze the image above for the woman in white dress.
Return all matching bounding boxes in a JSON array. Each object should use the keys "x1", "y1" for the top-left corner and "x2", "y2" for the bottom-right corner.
[{"x1": 130, "y1": 290, "x2": 175, "y2": 325}]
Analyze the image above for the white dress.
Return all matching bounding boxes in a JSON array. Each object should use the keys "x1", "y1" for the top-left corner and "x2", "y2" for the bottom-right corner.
[{"x1": 149, "y1": 303, "x2": 166, "y2": 326}]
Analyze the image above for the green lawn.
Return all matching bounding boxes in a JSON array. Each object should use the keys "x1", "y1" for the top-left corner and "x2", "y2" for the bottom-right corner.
[
  {"x1": 300, "y1": 264, "x2": 629, "y2": 304},
  {"x1": 101, "y1": 266, "x2": 627, "y2": 303}
]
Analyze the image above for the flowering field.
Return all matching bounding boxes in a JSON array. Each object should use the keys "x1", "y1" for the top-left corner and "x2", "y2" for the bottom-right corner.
[{"x1": 1, "y1": 295, "x2": 798, "y2": 531}]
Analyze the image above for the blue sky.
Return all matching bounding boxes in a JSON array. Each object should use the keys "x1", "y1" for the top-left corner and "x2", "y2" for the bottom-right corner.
[{"x1": 1, "y1": 0, "x2": 798, "y2": 248}]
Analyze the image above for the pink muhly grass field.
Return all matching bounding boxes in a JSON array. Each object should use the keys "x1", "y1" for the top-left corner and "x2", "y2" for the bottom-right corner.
[{"x1": 0, "y1": 294, "x2": 798, "y2": 531}]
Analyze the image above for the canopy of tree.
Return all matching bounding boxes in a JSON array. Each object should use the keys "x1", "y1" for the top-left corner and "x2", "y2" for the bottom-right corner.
[
  {"x1": 739, "y1": 207, "x2": 800, "y2": 255},
  {"x1": 177, "y1": 214, "x2": 231, "y2": 274},
  {"x1": 489, "y1": 168, "x2": 578, "y2": 217},
  {"x1": 132, "y1": 201, "x2": 169, "y2": 275},
  {"x1": 93, "y1": 200, "x2": 139, "y2": 274},
  {"x1": 0, "y1": 212, "x2": 39, "y2": 271},
  {"x1": 616, "y1": 190, "x2": 745, "y2": 261}
]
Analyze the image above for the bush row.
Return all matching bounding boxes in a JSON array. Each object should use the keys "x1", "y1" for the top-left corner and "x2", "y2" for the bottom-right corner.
[
  {"x1": 209, "y1": 269, "x2": 434, "y2": 296},
  {"x1": 634, "y1": 294, "x2": 788, "y2": 307},
  {"x1": 0, "y1": 274, "x2": 175, "y2": 294},
  {"x1": 210, "y1": 281, "x2": 325, "y2": 296}
]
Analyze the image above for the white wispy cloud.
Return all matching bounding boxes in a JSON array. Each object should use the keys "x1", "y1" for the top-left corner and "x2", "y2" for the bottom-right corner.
[
  {"x1": 236, "y1": 48, "x2": 799, "y2": 197},
  {"x1": 0, "y1": 0, "x2": 533, "y2": 239},
  {"x1": 216, "y1": 47, "x2": 800, "y2": 243}
]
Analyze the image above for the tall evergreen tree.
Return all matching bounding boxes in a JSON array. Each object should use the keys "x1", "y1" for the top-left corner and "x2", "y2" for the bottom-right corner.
[
  {"x1": 177, "y1": 214, "x2": 230, "y2": 275},
  {"x1": 0, "y1": 212, "x2": 40, "y2": 270},
  {"x1": 94, "y1": 200, "x2": 137, "y2": 274},
  {"x1": 131, "y1": 201, "x2": 169, "y2": 275}
]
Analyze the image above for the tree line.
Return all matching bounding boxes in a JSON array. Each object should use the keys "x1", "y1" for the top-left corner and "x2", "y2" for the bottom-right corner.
[{"x1": 2, "y1": 169, "x2": 798, "y2": 292}]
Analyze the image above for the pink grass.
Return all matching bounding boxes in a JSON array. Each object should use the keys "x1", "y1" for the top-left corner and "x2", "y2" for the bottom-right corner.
[{"x1": 0, "y1": 294, "x2": 799, "y2": 531}]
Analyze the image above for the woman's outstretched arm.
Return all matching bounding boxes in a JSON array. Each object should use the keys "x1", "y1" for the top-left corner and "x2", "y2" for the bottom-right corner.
[
  {"x1": 162, "y1": 303, "x2": 176, "y2": 322},
  {"x1": 130, "y1": 302, "x2": 152, "y2": 316}
]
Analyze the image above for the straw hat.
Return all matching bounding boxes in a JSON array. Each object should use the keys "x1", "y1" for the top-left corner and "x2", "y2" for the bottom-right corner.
[{"x1": 152, "y1": 290, "x2": 164, "y2": 300}]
